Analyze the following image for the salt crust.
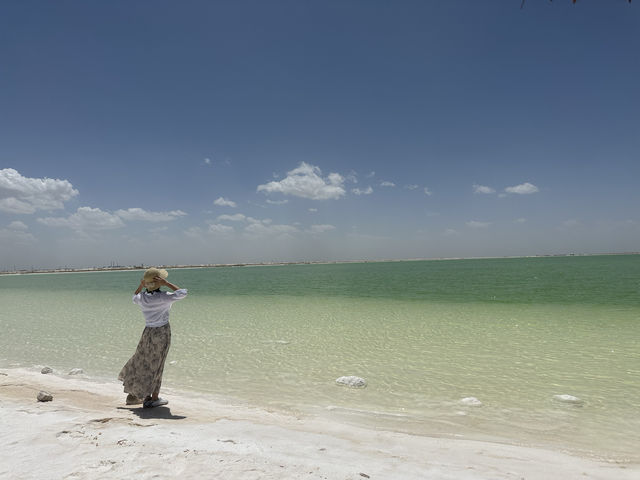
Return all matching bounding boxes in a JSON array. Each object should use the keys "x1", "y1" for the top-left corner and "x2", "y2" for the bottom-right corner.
[
  {"x1": 335, "y1": 375, "x2": 367, "y2": 388},
  {"x1": 1, "y1": 368, "x2": 638, "y2": 480},
  {"x1": 553, "y1": 394, "x2": 584, "y2": 404}
]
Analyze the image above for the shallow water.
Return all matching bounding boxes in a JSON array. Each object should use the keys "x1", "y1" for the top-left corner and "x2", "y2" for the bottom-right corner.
[{"x1": 1, "y1": 256, "x2": 639, "y2": 461}]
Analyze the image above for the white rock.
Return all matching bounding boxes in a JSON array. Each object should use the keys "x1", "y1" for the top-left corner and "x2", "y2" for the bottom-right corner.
[
  {"x1": 335, "y1": 376, "x2": 367, "y2": 388},
  {"x1": 460, "y1": 397, "x2": 482, "y2": 406},
  {"x1": 68, "y1": 368, "x2": 83, "y2": 375},
  {"x1": 37, "y1": 391, "x2": 53, "y2": 402},
  {"x1": 169, "y1": 360, "x2": 177, "y2": 365},
  {"x1": 41, "y1": 367, "x2": 53, "y2": 374},
  {"x1": 553, "y1": 394, "x2": 583, "y2": 405}
]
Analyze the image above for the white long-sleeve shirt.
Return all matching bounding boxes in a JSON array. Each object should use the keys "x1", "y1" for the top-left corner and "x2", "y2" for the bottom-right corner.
[{"x1": 132, "y1": 288, "x2": 188, "y2": 327}]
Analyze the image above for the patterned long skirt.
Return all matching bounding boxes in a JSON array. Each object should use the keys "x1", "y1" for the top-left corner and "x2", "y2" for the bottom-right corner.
[{"x1": 118, "y1": 323, "x2": 171, "y2": 400}]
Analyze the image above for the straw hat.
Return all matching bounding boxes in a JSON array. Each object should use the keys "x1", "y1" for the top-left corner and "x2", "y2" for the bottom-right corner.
[{"x1": 143, "y1": 267, "x2": 168, "y2": 291}]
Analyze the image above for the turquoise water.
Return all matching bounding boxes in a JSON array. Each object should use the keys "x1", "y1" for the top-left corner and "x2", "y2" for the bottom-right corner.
[{"x1": 1, "y1": 255, "x2": 639, "y2": 461}]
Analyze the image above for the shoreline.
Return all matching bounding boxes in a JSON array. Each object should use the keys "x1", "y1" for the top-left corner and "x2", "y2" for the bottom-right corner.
[
  {"x1": 1, "y1": 251, "x2": 638, "y2": 276},
  {"x1": 1, "y1": 367, "x2": 638, "y2": 480}
]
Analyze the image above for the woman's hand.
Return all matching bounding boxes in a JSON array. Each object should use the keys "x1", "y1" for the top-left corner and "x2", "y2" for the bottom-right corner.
[{"x1": 154, "y1": 276, "x2": 180, "y2": 291}]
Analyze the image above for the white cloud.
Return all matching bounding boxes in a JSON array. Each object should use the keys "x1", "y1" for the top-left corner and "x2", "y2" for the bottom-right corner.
[
  {"x1": 505, "y1": 182, "x2": 539, "y2": 195},
  {"x1": 327, "y1": 172, "x2": 344, "y2": 186},
  {"x1": 308, "y1": 208, "x2": 318, "y2": 213},
  {"x1": 404, "y1": 184, "x2": 419, "y2": 190},
  {"x1": 115, "y1": 208, "x2": 187, "y2": 222},
  {"x1": 244, "y1": 222, "x2": 298, "y2": 236},
  {"x1": 466, "y1": 220, "x2": 492, "y2": 229},
  {"x1": 352, "y1": 186, "x2": 373, "y2": 195},
  {"x1": 443, "y1": 228, "x2": 459, "y2": 236},
  {"x1": 380, "y1": 181, "x2": 395, "y2": 187},
  {"x1": 473, "y1": 184, "x2": 496, "y2": 194},
  {"x1": 257, "y1": 162, "x2": 345, "y2": 200},
  {"x1": 184, "y1": 227, "x2": 204, "y2": 239},
  {"x1": 0, "y1": 168, "x2": 79, "y2": 214},
  {"x1": 0, "y1": 224, "x2": 36, "y2": 244},
  {"x1": 366, "y1": 171, "x2": 376, "y2": 178},
  {"x1": 216, "y1": 214, "x2": 275, "y2": 228},
  {"x1": 266, "y1": 199, "x2": 288, "y2": 205},
  {"x1": 1, "y1": 220, "x2": 33, "y2": 243},
  {"x1": 217, "y1": 213, "x2": 247, "y2": 222},
  {"x1": 186, "y1": 223, "x2": 235, "y2": 239},
  {"x1": 203, "y1": 156, "x2": 231, "y2": 167},
  {"x1": 208, "y1": 223, "x2": 235, "y2": 234},
  {"x1": 345, "y1": 171, "x2": 358, "y2": 184},
  {"x1": 424, "y1": 187, "x2": 433, "y2": 196},
  {"x1": 514, "y1": 218, "x2": 527, "y2": 224},
  {"x1": 38, "y1": 207, "x2": 125, "y2": 231},
  {"x1": 8, "y1": 220, "x2": 28, "y2": 230},
  {"x1": 213, "y1": 197, "x2": 237, "y2": 208},
  {"x1": 307, "y1": 224, "x2": 336, "y2": 234}
]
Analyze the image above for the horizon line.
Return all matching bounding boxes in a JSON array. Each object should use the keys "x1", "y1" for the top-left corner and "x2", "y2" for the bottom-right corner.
[{"x1": 1, "y1": 251, "x2": 638, "y2": 275}]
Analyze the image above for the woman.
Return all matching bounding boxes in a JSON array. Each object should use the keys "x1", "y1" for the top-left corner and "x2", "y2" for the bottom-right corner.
[{"x1": 118, "y1": 267, "x2": 187, "y2": 408}]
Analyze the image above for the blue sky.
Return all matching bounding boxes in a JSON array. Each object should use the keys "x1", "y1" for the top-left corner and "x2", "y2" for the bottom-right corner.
[{"x1": 1, "y1": 1, "x2": 638, "y2": 269}]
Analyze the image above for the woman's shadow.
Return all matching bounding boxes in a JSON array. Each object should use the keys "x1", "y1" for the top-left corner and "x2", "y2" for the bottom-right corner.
[{"x1": 117, "y1": 406, "x2": 186, "y2": 420}]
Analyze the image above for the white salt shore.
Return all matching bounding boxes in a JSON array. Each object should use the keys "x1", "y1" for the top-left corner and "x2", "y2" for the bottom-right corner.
[{"x1": 1, "y1": 368, "x2": 637, "y2": 480}]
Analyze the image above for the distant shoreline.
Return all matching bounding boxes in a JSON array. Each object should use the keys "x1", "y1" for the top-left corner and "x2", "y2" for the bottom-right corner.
[{"x1": 1, "y1": 251, "x2": 638, "y2": 275}]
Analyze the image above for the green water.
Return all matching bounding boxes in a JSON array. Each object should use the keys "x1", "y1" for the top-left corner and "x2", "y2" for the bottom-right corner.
[{"x1": 1, "y1": 255, "x2": 639, "y2": 461}]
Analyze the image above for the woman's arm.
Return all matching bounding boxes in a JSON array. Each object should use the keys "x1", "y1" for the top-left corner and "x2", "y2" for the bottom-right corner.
[
  {"x1": 156, "y1": 276, "x2": 180, "y2": 292},
  {"x1": 134, "y1": 278, "x2": 145, "y2": 295}
]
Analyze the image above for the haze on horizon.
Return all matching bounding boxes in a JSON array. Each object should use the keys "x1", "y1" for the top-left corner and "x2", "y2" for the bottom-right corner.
[{"x1": 1, "y1": 1, "x2": 638, "y2": 270}]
